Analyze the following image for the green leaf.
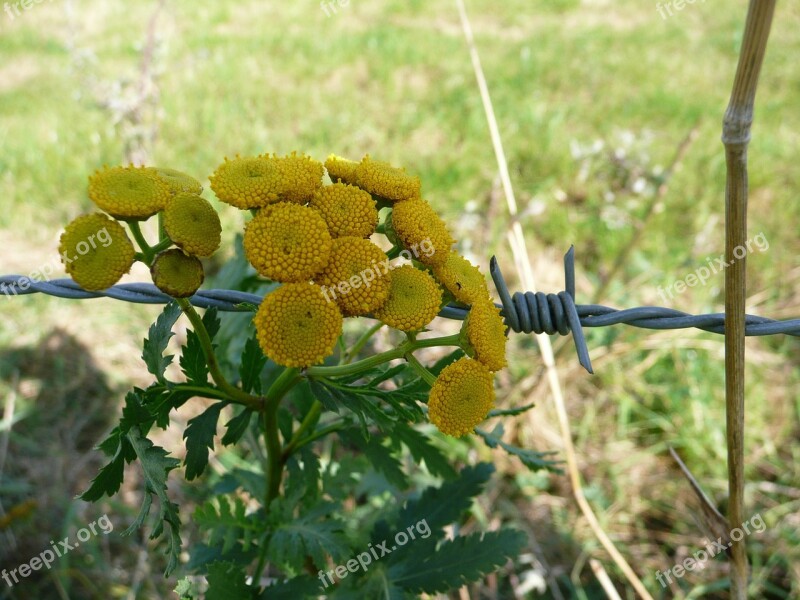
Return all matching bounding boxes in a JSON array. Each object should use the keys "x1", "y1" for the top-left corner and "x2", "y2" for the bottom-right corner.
[
  {"x1": 390, "y1": 530, "x2": 525, "y2": 593},
  {"x1": 142, "y1": 301, "x2": 182, "y2": 383},
  {"x1": 174, "y1": 577, "x2": 200, "y2": 600},
  {"x1": 390, "y1": 424, "x2": 456, "y2": 480},
  {"x1": 206, "y1": 561, "x2": 252, "y2": 600},
  {"x1": 221, "y1": 407, "x2": 253, "y2": 446},
  {"x1": 179, "y1": 308, "x2": 220, "y2": 385},
  {"x1": 183, "y1": 403, "x2": 225, "y2": 480},
  {"x1": 80, "y1": 432, "x2": 132, "y2": 502},
  {"x1": 194, "y1": 496, "x2": 261, "y2": 556},
  {"x1": 239, "y1": 334, "x2": 267, "y2": 394},
  {"x1": 307, "y1": 379, "x2": 342, "y2": 414},
  {"x1": 397, "y1": 463, "x2": 493, "y2": 534},
  {"x1": 476, "y1": 425, "x2": 563, "y2": 474},
  {"x1": 267, "y1": 501, "x2": 350, "y2": 571},
  {"x1": 257, "y1": 576, "x2": 323, "y2": 600},
  {"x1": 122, "y1": 427, "x2": 182, "y2": 576}
]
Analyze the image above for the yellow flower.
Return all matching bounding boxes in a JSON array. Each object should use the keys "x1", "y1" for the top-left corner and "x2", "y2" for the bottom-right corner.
[
  {"x1": 88, "y1": 165, "x2": 171, "y2": 219},
  {"x1": 163, "y1": 193, "x2": 222, "y2": 257},
  {"x1": 325, "y1": 154, "x2": 359, "y2": 185},
  {"x1": 254, "y1": 282, "x2": 343, "y2": 368},
  {"x1": 373, "y1": 265, "x2": 442, "y2": 332},
  {"x1": 209, "y1": 155, "x2": 282, "y2": 209},
  {"x1": 390, "y1": 199, "x2": 454, "y2": 266},
  {"x1": 271, "y1": 151, "x2": 324, "y2": 203},
  {"x1": 314, "y1": 237, "x2": 391, "y2": 316},
  {"x1": 243, "y1": 202, "x2": 332, "y2": 282},
  {"x1": 59, "y1": 213, "x2": 135, "y2": 291},
  {"x1": 465, "y1": 299, "x2": 508, "y2": 372},
  {"x1": 145, "y1": 167, "x2": 203, "y2": 195},
  {"x1": 150, "y1": 249, "x2": 205, "y2": 298},
  {"x1": 428, "y1": 357, "x2": 495, "y2": 437},
  {"x1": 308, "y1": 183, "x2": 378, "y2": 239},
  {"x1": 354, "y1": 155, "x2": 421, "y2": 201},
  {"x1": 432, "y1": 252, "x2": 489, "y2": 305}
]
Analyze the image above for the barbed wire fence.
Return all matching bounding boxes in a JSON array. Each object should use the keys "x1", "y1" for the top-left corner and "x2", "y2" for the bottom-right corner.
[{"x1": 3, "y1": 246, "x2": 798, "y2": 376}]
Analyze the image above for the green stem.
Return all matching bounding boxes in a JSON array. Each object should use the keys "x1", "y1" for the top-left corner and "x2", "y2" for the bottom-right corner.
[
  {"x1": 128, "y1": 221, "x2": 152, "y2": 255},
  {"x1": 343, "y1": 322, "x2": 384, "y2": 364},
  {"x1": 127, "y1": 220, "x2": 172, "y2": 265},
  {"x1": 281, "y1": 400, "x2": 322, "y2": 461},
  {"x1": 263, "y1": 367, "x2": 301, "y2": 505},
  {"x1": 176, "y1": 298, "x2": 264, "y2": 411},
  {"x1": 288, "y1": 421, "x2": 348, "y2": 453},
  {"x1": 386, "y1": 245, "x2": 403, "y2": 260},
  {"x1": 305, "y1": 333, "x2": 462, "y2": 379},
  {"x1": 405, "y1": 352, "x2": 437, "y2": 386}
]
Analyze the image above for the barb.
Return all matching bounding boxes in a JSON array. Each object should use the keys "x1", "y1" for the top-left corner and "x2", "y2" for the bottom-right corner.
[{"x1": 4, "y1": 252, "x2": 800, "y2": 375}]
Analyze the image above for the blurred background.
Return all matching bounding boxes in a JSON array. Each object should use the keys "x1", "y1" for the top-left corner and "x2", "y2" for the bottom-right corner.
[{"x1": 0, "y1": 0, "x2": 798, "y2": 598}]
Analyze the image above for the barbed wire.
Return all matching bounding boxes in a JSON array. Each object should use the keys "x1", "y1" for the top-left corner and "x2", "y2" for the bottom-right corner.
[{"x1": 3, "y1": 246, "x2": 798, "y2": 374}]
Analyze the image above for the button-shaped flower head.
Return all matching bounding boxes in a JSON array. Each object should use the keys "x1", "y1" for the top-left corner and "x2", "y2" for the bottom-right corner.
[
  {"x1": 146, "y1": 167, "x2": 203, "y2": 195},
  {"x1": 209, "y1": 155, "x2": 283, "y2": 209},
  {"x1": 465, "y1": 298, "x2": 508, "y2": 372},
  {"x1": 309, "y1": 183, "x2": 378, "y2": 239},
  {"x1": 150, "y1": 249, "x2": 205, "y2": 298},
  {"x1": 433, "y1": 252, "x2": 489, "y2": 305},
  {"x1": 354, "y1": 155, "x2": 421, "y2": 201},
  {"x1": 59, "y1": 213, "x2": 136, "y2": 291},
  {"x1": 254, "y1": 282, "x2": 343, "y2": 368},
  {"x1": 163, "y1": 193, "x2": 222, "y2": 257},
  {"x1": 325, "y1": 154, "x2": 359, "y2": 185},
  {"x1": 373, "y1": 265, "x2": 442, "y2": 332},
  {"x1": 243, "y1": 202, "x2": 332, "y2": 283},
  {"x1": 390, "y1": 199, "x2": 454, "y2": 267},
  {"x1": 428, "y1": 357, "x2": 495, "y2": 437},
  {"x1": 314, "y1": 237, "x2": 391, "y2": 316},
  {"x1": 88, "y1": 165, "x2": 171, "y2": 219}
]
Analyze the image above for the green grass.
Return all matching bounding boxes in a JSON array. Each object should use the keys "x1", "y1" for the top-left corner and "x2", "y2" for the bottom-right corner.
[{"x1": 0, "y1": 0, "x2": 798, "y2": 597}]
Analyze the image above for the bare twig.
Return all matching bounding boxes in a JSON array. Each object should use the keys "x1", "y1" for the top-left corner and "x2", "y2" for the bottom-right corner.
[
  {"x1": 454, "y1": 1, "x2": 653, "y2": 598},
  {"x1": 721, "y1": 2, "x2": 777, "y2": 598}
]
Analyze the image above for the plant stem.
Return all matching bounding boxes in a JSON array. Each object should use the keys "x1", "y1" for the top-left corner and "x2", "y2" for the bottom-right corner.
[
  {"x1": 305, "y1": 333, "x2": 461, "y2": 379},
  {"x1": 281, "y1": 400, "x2": 322, "y2": 461},
  {"x1": 343, "y1": 322, "x2": 384, "y2": 364},
  {"x1": 405, "y1": 352, "x2": 436, "y2": 386},
  {"x1": 176, "y1": 298, "x2": 264, "y2": 411},
  {"x1": 721, "y1": 2, "x2": 776, "y2": 597},
  {"x1": 263, "y1": 367, "x2": 301, "y2": 506},
  {"x1": 127, "y1": 220, "x2": 172, "y2": 265}
]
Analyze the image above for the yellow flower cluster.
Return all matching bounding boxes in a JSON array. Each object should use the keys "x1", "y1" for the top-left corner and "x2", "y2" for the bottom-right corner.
[
  {"x1": 64, "y1": 164, "x2": 222, "y2": 295},
  {"x1": 428, "y1": 357, "x2": 495, "y2": 437},
  {"x1": 66, "y1": 153, "x2": 511, "y2": 434}
]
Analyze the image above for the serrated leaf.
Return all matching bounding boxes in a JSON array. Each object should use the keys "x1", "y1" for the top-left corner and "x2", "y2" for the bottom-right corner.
[
  {"x1": 180, "y1": 329, "x2": 209, "y2": 385},
  {"x1": 390, "y1": 529, "x2": 526, "y2": 593},
  {"x1": 174, "y1": 577, "x2": 199, "y2": 600},
  {"x1": 257, "y1": 575, "x2": 323, "y2": 600},
  {"x1": 206, "y1": 561, "x2": 252, "y2": 600},
  {"x1": 476, "y1": 425, "x2": 563, "y2": 474},
  {"x1": 390, "y1": 424, "x2": 456, "y2": 480},
  {"x1": 397, "y1": 463, "x2": 493, "y2": 535},
  {"x1": 307, "y1": 379, "x2": 342, "y2": 414},
  {"x1": 122, "y1": 427, "x2": 182, "y2": 576},
  {"x1": 267, "y1": 502, "x2": 350, "y2": 571},
  {"x1": 239, "y1": 334, "x2": 267, "y2": 394},
  {"x1": 194, "y1": 496, "x2": 261, "y2": 556},
  {"x1": 183, "y1": 403, "x2": 225, "y2": 480},
  {"x1": 221, "y1": 407, "x2": 253, "y2": 446},
  {"x1": 142, "y1": 301, "x2": 182, "y2": 383},
  {"x1": 80, "y1": 433, "x2": 132, "y2": 502}
]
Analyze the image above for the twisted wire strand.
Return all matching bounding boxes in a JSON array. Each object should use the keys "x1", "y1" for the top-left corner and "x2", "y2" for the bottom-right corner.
[{"x1": 4, "y1": 249, "x2": 800, "y2": 376}]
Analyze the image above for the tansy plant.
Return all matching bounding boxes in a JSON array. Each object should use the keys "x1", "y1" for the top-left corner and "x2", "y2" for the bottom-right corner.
[{"x1": 63, "y1": 152, "x2": 560, "y2": 598}]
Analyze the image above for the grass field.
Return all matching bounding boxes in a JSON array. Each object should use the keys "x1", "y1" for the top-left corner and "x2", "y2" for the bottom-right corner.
[{"x1": 1, "y1": 0, "x2": 798, "y2": 598}]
